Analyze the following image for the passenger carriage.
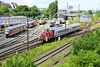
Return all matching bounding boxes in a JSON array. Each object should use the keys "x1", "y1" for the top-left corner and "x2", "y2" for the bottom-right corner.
[
  {"x1": 27, "y1": 20, "x2": 36, "y2": 27},
  {"x1": 50, "y1": 18, "x2": 56, "y2": 27},
  {"x1": 60, "y1": 18, "x2": 66, "y2": 24},
  {"x1": 39, "y1": 18, "x2": 47, "y2": 25},
  {"x1": 5, "y1": 24, "x2": 26, "y2": 37},
  {"x1": 55, "y1": 20, "x2": 60, "y2": 28},
  {"x1": 38, "y1": 19, "x2": 43, "y2": 25}
]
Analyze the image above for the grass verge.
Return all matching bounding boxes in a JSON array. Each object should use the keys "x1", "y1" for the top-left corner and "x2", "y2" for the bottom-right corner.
[{"x1": 28, "y1": 37, "x2": 75, "y2": 59}]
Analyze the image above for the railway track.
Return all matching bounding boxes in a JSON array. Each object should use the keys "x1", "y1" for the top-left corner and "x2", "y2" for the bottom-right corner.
[
  {"x1": 52, "y1": 23, "x2": 93, "y2": 66},
  {"x1": 0, "y1": 22, "x2": 49, "y2": 61},
  {"x1": 0, "y1": 26, "x2": 38, "y2": 48},
  {"x1": 35, "y1": 22, "x2": 96, "y2": 66},
  {"x1": 34, "y1": 34, "x2": 86, "y2": 65},
  {"x1": 0, "y1": 23, "x2": 49, "y2": 49},
  {"x1": 0, "y1": 37, "x2": 5, "y2": 42},
  {"x1": 0, "y1": 21, "x2": 99, "y2": 61}
]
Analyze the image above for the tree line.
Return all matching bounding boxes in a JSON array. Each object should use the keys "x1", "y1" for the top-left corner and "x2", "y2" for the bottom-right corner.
[{"x1": 0, "y1": 0, "x2": 58, "y2": 20}]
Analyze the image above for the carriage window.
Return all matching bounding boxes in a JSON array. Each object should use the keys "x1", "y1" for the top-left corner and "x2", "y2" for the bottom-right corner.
[
  {"x1": 19, "y1": 27, "x2": 21, "y2": 30},
  {"x1": 58, "y1": 29, "x2": 69, "y2": 33},
  {"x1": 11, "y1": 29, "x2": 15, "y2": 32},
  {"x1": 21, "y1": 26, "x2": 23, "y2": 29},
  {"x1": 24, "y1": 26, "x2": 26, "y2": 29},
  {"x1": 1, "y1": 21, "x2": 3, "y2": 23},
  {"x1": 17, "y1": 27, "x2": 19, "y2": 31},
  {"x1": 73, "y1": 26, "x2": 80, "y2": 28}
]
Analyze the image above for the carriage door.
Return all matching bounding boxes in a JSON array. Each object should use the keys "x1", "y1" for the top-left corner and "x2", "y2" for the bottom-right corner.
[{"x1": 70, "y1": 27, "x2": 72, "y2": 31}]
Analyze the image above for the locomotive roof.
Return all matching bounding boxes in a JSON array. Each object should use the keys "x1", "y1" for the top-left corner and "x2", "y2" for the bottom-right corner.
[
  {"x1": 5, "y1": 24, "x2": 26, "y2": 30},
  {"x1": 50, "y1": 23, "x2": 80, "y2": 31}
]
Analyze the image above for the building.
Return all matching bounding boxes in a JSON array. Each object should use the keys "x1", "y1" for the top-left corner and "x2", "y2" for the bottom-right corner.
[
  {"x1": 57, "y1": 9, "x2": 68, "y2": 19},
  {"x1": 0, "y1": 1, "x2": 18, "y2": 10},
  {"x1": 66, "y1": 2, "x2": 68, "y2": 10},
  {"x1": 0, "y1": 16, "x2": 27, "y2": 29},
  {"x1": 40, "y1": 12, "x2": 44, "y2": 17},
  {"x1": 69, "y1": 6, "x2": 73, "y2": 9},
  {"x1": 9, "y1": 2, "x2": 18, "y2": 9},
  {"x1": 57, "y1": 9, "x2": 91, "y2": 22},
  {"x1": 76, "y1": 14, "x2": 92, "y2": 22}
]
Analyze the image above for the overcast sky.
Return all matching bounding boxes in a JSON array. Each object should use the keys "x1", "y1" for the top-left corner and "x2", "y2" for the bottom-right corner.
[{"x1": 1, "y1": 0, "x2": 100, "y2": 10}]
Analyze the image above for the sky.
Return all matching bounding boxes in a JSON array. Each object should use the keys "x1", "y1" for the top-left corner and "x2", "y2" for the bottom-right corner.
[{"x1": 1, "y1": 0, "x2": 100, "y2": 10}]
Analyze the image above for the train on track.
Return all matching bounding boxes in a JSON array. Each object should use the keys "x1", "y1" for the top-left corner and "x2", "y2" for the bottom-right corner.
[
  {"x1": 60, "y1": 18, "x2": 66, "y2": 24},
  {"x1": 27, "y1": 20, "x2": 37, "y2": 27},
  {"x1": 4, "y1": 20, "x2": 36, "y2": 38},
  {"x1": 50, "y1": 18, "x2": 56, "y2": 27},
  {"x1": 38, "y1": 18, "x2": 47, "y2": 25},
  {"x1": 50, "y1": 18, "x2": 65, "y2": 27},
  {"x1": 39, "y1": 23, "x2": 81, "y2": 42},
  {"x1": 55, "y1": 19, "x2": 60, "y2": 28}
]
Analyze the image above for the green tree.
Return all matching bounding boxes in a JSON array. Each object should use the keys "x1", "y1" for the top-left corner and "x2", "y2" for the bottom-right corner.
[
  {"x1": 49, "y1": 0, "x2": 58, "y2": 19},
  {"x1": 44, "y1": 8, "x2": 49, "y2": 18},
  {"x1": 67, "y1": 50, "x2": 100, "y2": 67},
  {"x1": 88, "y1": 10, "x2": 93, "y2": 15},
  {"x1": 79, "y1": 10, "x2": 82, "y2": 13},
  {"x1": 0, "y1": 6, "x2": 9, "y2": 15},
  {"x1": 13, "y1": 5, "x2": 28, "y2": 12},
  {"x1": 1, "y1": 53, "x2": 37, "y2": 67},
  {"x1": 12, "y1": 5, "x2": 28, "y2": 16},
  {"x1": 0, "y1": 8, "x2": 4, "y2": 15},
  {"x1": 29, "y1": 5, "x2": 40, "y2": 18}
]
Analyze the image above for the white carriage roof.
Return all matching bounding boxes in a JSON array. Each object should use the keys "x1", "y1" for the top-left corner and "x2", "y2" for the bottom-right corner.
[
  {"x1": 5, "y1": 24, "x2": 26, "y2": 30},
  {"x1": 50, "y1": 23, "x2": 80, "y2": 31}
]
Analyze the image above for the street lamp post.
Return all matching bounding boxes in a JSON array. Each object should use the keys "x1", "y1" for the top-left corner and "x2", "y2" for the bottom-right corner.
[{"x1": 27, "y1": 13, "x2": 29, "y2": 51}]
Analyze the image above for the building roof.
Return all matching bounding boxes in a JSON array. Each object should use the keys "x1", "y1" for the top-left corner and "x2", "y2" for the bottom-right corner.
[
  {"x1": 3, "y1": 2, "x2": 7, "y2": 6},
  {"x1": 10, "y1": 2, "x2": 18, "y2": 6}
]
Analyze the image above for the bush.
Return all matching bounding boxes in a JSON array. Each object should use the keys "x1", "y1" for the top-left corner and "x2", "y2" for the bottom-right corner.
[
  {"x1": 67, "y1": 50, "x2": 100, "y2": 67},
  {"x1": 66, "y1": 30, "x2": 100, "y2": 67}
]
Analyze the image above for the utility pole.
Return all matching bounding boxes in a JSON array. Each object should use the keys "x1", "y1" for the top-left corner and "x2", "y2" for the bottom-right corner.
[
  {"x1": 27, "y1": 13, "x2": 29, "y2": 51},
  {"x1": 65, "y1": 10, "x2": 66, "y2": 37},
  {"x1": 78, "y1": 4, "x2": 80, "y2": 22},
  {"x1": 0, "y1": 17, "x2": 1, "y2": 31}
]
